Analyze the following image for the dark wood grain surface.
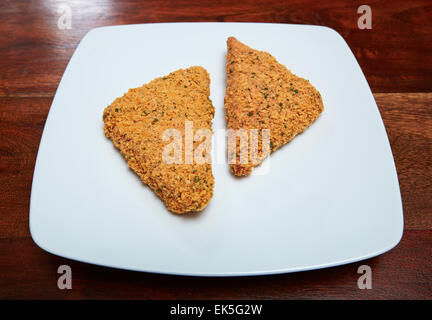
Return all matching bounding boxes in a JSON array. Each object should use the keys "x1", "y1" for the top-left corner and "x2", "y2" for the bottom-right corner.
[{"x1": 0, "y1": 0, "x2": 431, "y2": 299}]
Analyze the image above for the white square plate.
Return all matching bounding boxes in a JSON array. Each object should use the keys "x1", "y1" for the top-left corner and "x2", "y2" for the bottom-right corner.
[{"x1": 30, "y1": 23, "x2": 403, "y2": 276}]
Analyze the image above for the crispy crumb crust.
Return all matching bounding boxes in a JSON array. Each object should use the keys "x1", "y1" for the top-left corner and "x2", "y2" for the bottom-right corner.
[
  {"x1": 103, "y1": 66, "x2": 215, "y2": 214},
  {"x1": 225, "y1": 37, "x2": 324, "y2": 176}
]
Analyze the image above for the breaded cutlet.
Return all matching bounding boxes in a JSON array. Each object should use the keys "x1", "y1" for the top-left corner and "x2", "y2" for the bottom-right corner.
[
  {"x1": 224, "y1": 37, "x2": 324, "y2": 176},
  {"x1": 103, "y1": 66, "x2": 215, "y2": 214}
]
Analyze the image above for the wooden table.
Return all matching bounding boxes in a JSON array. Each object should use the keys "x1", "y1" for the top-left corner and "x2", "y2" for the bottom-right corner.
[{"x1": 0, "y1": 0, "x2": 431, "y2": 299}]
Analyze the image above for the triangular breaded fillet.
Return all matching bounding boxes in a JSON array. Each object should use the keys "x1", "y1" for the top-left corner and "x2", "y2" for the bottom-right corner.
[
  {"x1": 225, "y1": 37, "x2": 324, "y2": 176},
  {"x1": 103, "y1": 67, "x2": 215, "y2": 214}
]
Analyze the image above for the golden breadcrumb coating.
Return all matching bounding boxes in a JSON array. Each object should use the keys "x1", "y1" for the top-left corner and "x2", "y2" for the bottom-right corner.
[
  {"x1": 103, "y1": 66, "x2": 215, "y2": 214},
  {"x1": 224, "y1": 37, "x2": 324, "y2": 176}
]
